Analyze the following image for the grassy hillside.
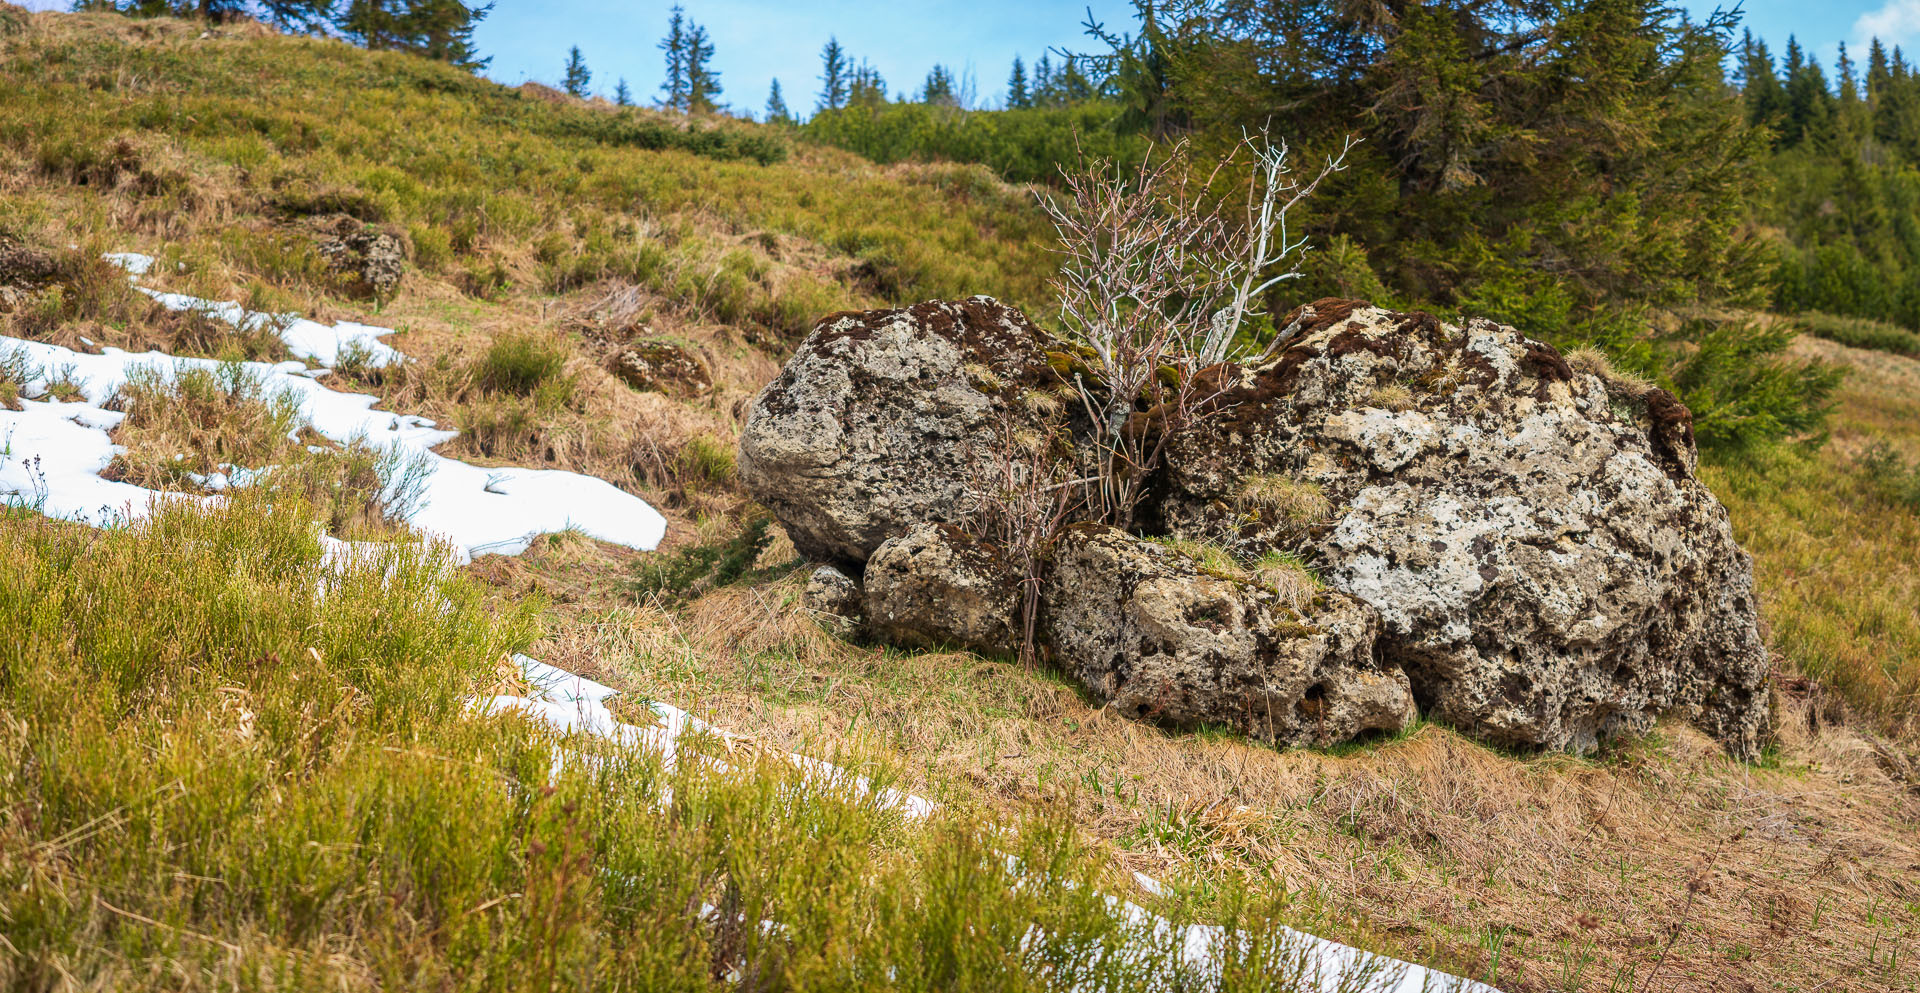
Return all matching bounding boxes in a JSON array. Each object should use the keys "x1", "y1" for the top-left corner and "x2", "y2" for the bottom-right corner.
[{"x1": 3, "y1": 8, "x2": 1919, "y2": 992}]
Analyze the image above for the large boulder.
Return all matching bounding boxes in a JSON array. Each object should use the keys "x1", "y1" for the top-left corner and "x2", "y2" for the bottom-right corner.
[
  {"x1": 864, "y1": 523, "x2": 1023, "y2": 657},
  {"x1": 738, "y1": 297, "x2": 1064, "y2": 564},
  {"x1": 1158, "y1": 299, "x2": 1769, "y2": 756},
  {"x1": 742, "y1": 295, "x2": 1771, "y2": 757},
  {"x1": 1043, "y1": 525, "x2": 1416, "y2": 747}
]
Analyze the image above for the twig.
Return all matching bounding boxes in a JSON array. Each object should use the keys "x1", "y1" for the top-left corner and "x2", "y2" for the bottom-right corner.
[{"x1": 96, "y1": 896, "x2": 243, "y2": 955}]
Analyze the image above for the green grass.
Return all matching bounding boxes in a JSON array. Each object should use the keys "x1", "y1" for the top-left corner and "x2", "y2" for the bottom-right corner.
[
  {"x1": 803, "y1": 101, "x2": 1149, "y2": 185},
  {"x1": 1706, "y1": 443, "x2": 1920, "y2": 737},
  {"x1": 0, "y1": 12, "x2": 1058, "y2": 335},
  {"x1": 1794, "y1": 310, "x2": 1920, "y2": 357},
  {"x1": 0, "y1": 498, "x2": 1429, "y2": 991}
]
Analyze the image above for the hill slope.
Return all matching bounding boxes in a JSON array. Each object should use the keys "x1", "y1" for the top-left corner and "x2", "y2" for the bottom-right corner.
[{"x1": 2, "y1": 8, "x2": 1918, "y2": 992}]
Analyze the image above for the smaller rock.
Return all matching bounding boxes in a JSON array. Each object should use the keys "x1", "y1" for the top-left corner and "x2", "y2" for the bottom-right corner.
[
  {"x1": 0, "y1": 238, "x2": 58, "y2": 312},
  {"x1": 863, "y1": 523, "x2": 1023, "y2": 658},
  {"x1": 318, "y1": 219, "x2": 405, "y2": 299},
  {"x1": 1043, "y1": 525, "x2": 1415, "y2": 748},
  {"x1": 609, "y1": 339, "x2": 714, "y2": 397},
  {"x1": 803, "y1": 565, "x2": 865, "y2": 639}
]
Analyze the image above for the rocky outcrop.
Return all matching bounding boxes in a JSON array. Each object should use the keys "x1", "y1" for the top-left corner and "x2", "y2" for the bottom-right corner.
[
  {"x1": 1045, "y1": 525, "x2": 1415, "y2": 747},
  {"x1": 738, "y1": 297, "x2": 1064, "y2": 564},
  {"x1": 746, "y1": 296, "x2": 1771, "y2": 757},
  {"x1": 609, "y1": 339, "x2": 713, "y2": 397},
  {"x1": 1157, "y1": 300, "x2": 1769, "y2": 756},
  {"x1": 864, "y1": 523, "x2": 1022, "y2": 657},
  {"x1": 318, "y1": 219, "x2": 404, "y2": 299}
]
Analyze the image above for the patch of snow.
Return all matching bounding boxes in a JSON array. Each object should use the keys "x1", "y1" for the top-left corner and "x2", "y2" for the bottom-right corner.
[
  {"x1": 102, "y1": 253, "x2": 403, "y2": 369},
  {"x1": 102, "y1": 252, "x2": 154, "y2": 276},
  {"x1": 1, "y1": 258, "x2": 664, "y2": 558}
]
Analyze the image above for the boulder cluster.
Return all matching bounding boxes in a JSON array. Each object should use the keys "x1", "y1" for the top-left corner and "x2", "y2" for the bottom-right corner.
[{"x1": 739, "y1": 297, "x2": 1770, "y2": 757}]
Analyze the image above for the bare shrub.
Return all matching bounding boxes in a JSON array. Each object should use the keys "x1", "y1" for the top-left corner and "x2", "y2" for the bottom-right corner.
[
  {"x1": 1036, "y1": 127, "x2": 1355, "y2": 531},
  {"x1": 963, "y1": 402, "x2": 1081, "y2": 664},
  {"x1": 953, "y1": 131, "x2": 1353, "y2": 656}
]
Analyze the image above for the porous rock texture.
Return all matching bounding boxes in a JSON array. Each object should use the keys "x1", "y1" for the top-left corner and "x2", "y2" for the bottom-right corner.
[
  {"x1": 742, "y1": 297, "x2": 1771, "y2": 757},
  {"x1": 317, "y1": 218, "x2": 404, "y2": 299},
  {"x1": 738, "y1": 297, "x2": 1063, "y2": 564},
  {"x1": 608, "y1": 339, "x2": 714, "y2": 398},
  {"x1": 802, "y1": 564, "x2": 865, "y2": 640},
  {"x1": 1159, "y1": 299, "x2": 1769, "y2": 756},
  {"x1": 1045, "y1": 525, "x2": 1415, "y2": 747},
  {"x1": 0, "y1": 237, "x2": 58, "y2": 311},
  {"x1": 864, "y1": 523, "x2": 1023, "y2": 657}
]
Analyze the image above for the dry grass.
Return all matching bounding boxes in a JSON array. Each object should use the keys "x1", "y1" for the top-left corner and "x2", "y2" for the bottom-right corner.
[
  {"x1": 1366, "y1": 383, "x2": 1416, "y2": 412},
  {"x1": 484, "y1": 540, "x2": 1920, "y2": 992},
  {"x1": 1567, "y1": 346, "x2": 1656, "y2": 397},
  {"x1": 103, "y1": 362, "x2": 304, "y2": 489},
  {"x1": 1235, "y1": 473, "x2": 1332, "y2": 524}
]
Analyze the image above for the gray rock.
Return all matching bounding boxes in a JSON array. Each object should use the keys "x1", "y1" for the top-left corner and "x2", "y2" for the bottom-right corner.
[
  {"x1": 864, "y1": 522, "x2": 1023, "y2": 657},
  {"x1": 1043, "y1": 524, "x2": 1415, "y2": 747},
  {"x1": 737, "y1": 297, "x2": 1064, "y2": 564},
  {"x1": 802, "y1": 564, "x2": 865, "y2": 639},
  {"x1": 318, "y1": 220, "x2": 405, "y2": 299},
  {"x1": 743, "y1": 294, "x2": 1771, "y2": 758},
  {"x1": 609, "y1": 339, "x2": 713, "y2": 397},
  {"x1": 1159, "y1": 299, "x2": 1769, "y2": 757}
]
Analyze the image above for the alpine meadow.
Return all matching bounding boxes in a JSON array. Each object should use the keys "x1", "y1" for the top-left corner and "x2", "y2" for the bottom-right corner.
[{"x1": 1, "y1": 3, "x2": 1918, "y2": 992}]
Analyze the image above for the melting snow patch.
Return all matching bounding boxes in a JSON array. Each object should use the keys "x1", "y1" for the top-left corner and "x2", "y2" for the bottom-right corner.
[{"x1": 0, "y1": 257, "x2": 664, "y2": 558}]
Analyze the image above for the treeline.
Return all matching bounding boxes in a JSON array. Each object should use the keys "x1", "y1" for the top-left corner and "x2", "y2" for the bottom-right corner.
[
  {"x1": 799, "y1": 0, "x2": 1838, "y2": 451},
  {"x1": 1741, "y1": 33, "x2": 1920, "y2": 330},
  {"x1": 798, "y1": 42, "x2": 1147, "y2": 183},
  {"x1": 75, "y1": 0, "x2": 490, "y2": 68}
]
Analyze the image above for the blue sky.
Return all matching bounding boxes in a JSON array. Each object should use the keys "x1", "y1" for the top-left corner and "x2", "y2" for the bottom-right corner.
[
  {"x1": 471, "y1": 1, "x2": 1920, "y2": 115},
  {"x1": 472, "y1": 1, "x2": 1139, "y2": 115},
  {"x1": 20, "y1": 2, "x2": 1920, "y2": 113}
]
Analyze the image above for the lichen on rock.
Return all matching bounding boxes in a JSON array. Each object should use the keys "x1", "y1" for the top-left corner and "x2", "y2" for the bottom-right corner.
[
  {"x1": 608, "y1": 339, "x2": 713, "y2": 398},
  {"x1": 864, "y1": 522, "x2": 1023, "y2": 657},
  {"x1": 1159, "y1": 300, "x2": 1770, "y2": 757},
  {"x1": 317, "y1": 218, "x2": 404, "y2": 299},
  {"x1": 737, "y1": 296, "x2": 1065, "y2": 565},
  {"x1": 1044, "y1": 524, "x2": 1415, "y2": 747},
  {"x1": 740, "y1": 295, "x2": 1772, "y2": 757}
]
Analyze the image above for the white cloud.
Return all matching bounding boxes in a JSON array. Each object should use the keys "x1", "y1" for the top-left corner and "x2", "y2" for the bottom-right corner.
[{"x1": 1856, "y1": 0, "x2": 1920, "y2": 49}]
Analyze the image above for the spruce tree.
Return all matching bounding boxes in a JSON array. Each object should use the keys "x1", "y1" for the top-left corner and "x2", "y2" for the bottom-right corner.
[
  {"x1": 848, "y1": 61, "x2": 886, "y2": 107},
  {"x1": 1032, "y1": 52, "x2": 1054, "y2": 105},
  {"x1": 562, "y1": 45, "x2": 591, "y2": 97},
  {"x1": 658, "y1": 5, "x2": 688, "y2": 111},
  {"x1": 1867, "y1": 38, "x2": 1892, "y2": 115},
  {"x1": 818, "y1": 37, "x2": 849, "y2": 112},
  {"x1": 255, "y1": 1, "x2": 335, "y2": 31},
  {"x1": 339, "y1": 1, "x2": 491, "y2": 71},
  {"x1": 1836, "y1": 43, "x2": 1867, "y2": 147},
  {"x1": 1007, "y1": 55, "x2": 1028, "y2": 109},
  {"x1": 765, "y1": 78, "x2": 792, "y2": 123},
  {"x1": 1117, "y1": 0, "x2": 1774, "y2": 316},
  {"x1": 1739, "y1": 32, "x2": 1783, "y2": 133},
  {"x1": 686, "y1": 21, "x2": 721, "y2": 113},
  {"x1": 1782, "y1": 37, "x2": 1836, "y2": 150},
  {"x1": 1056, "y1": 55, "x2": 1093, "y2": 103},
  {"x1": 615, "y1": 78, "x2": 632, "y2": 107},
  {"x1": 922, "y1": 64, "x2": 956, "y2": 105}
]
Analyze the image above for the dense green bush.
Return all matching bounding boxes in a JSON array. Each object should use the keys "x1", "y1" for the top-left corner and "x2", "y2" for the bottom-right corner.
[
  {"x1": 804, "y1": 102, "x2": 1148, "y2": 184},
  {"x1": 1793, "y1": 311, "x2": 1920, "y2": 356}
]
